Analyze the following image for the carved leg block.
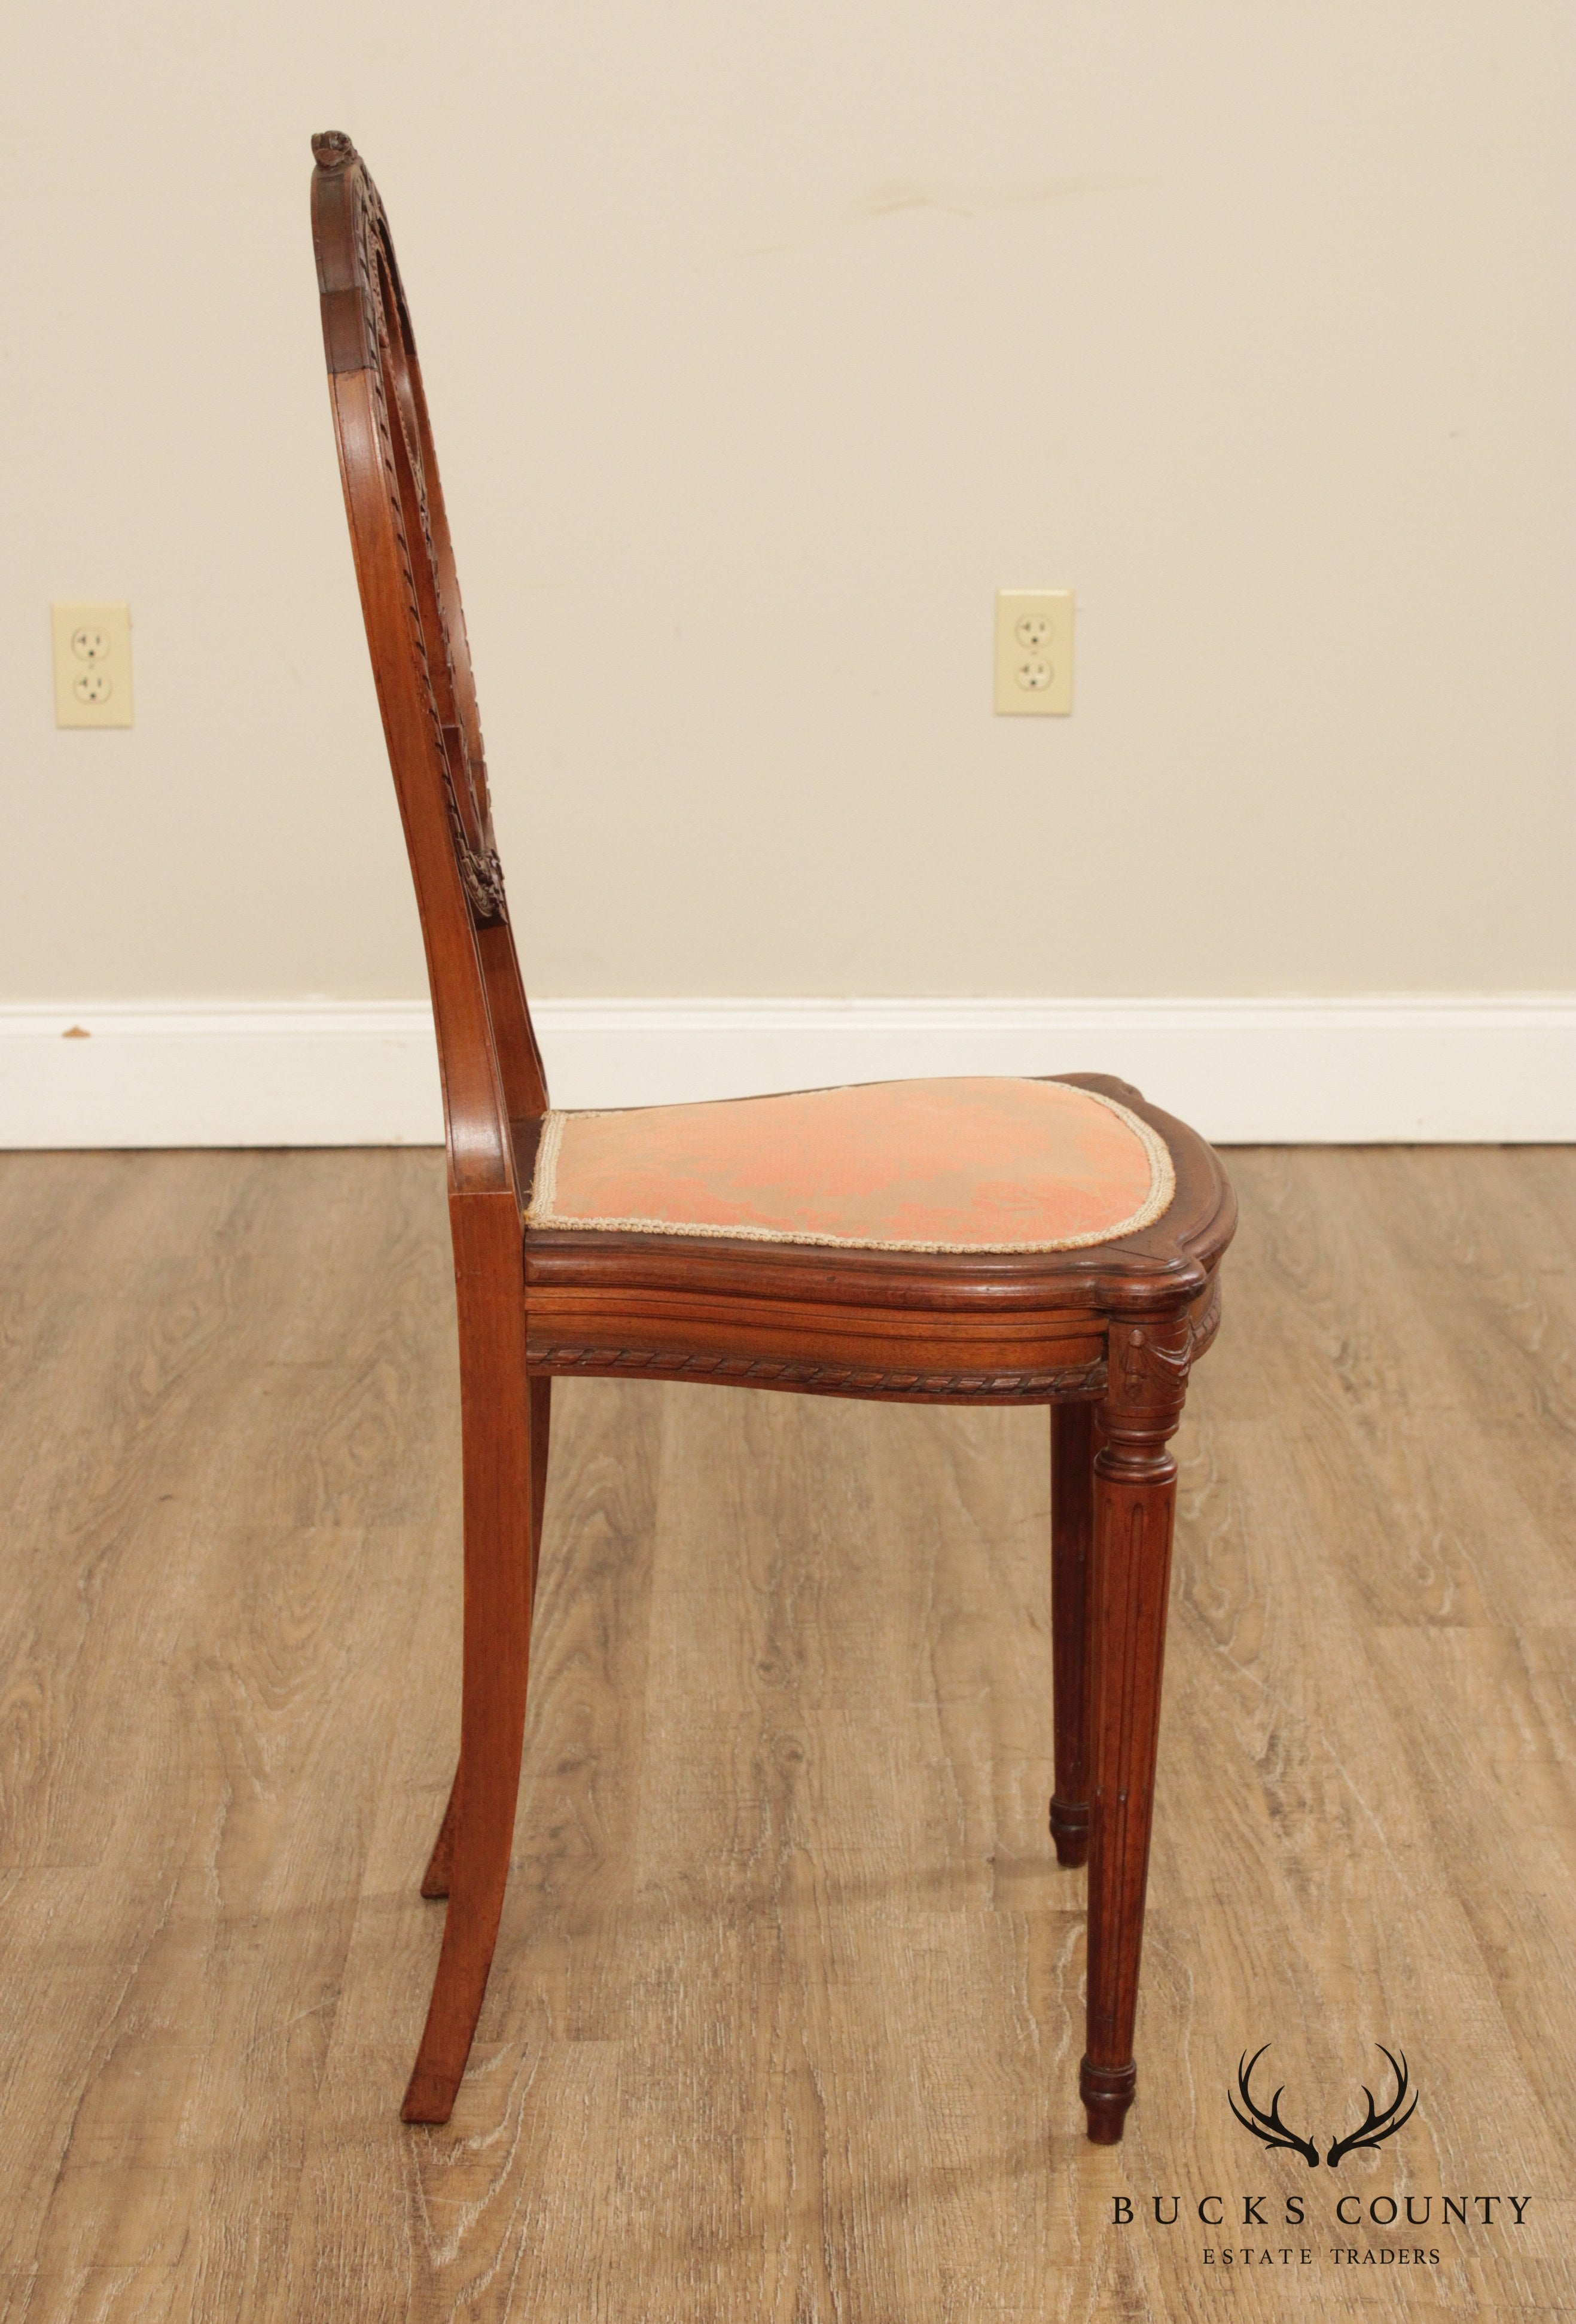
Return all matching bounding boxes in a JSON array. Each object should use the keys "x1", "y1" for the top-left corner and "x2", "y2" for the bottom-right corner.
[
  {"x1": 1050, "y1": 1401, "x2": 1095, "y2": 1868},
  {"x1": 1080, "y1": 1314, "x2": 1188, "y2": 2146}
]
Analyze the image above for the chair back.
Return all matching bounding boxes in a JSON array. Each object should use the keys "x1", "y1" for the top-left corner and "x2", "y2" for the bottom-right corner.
[{"x1": 310, "y1": 132, "x2": 547, "y2": 1195}]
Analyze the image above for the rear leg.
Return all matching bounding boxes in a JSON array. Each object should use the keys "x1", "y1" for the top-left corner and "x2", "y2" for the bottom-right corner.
[
  {"x1": 422, "y1": 1375, "x2": 551, "y2": 1900},
  {"x1": 402, "y1": 1202, "x2": 538, "y2": 2125}
]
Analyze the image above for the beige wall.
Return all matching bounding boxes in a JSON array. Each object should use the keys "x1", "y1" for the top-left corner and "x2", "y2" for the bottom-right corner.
[{"x1": 4, "y1": 1, "x2": 1572, "y2": 1003}]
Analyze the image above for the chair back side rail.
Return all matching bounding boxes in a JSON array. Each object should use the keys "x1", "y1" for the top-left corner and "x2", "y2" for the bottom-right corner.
[{"x1": 312, "y1": 139, "x2": 547, "y2": 1201}]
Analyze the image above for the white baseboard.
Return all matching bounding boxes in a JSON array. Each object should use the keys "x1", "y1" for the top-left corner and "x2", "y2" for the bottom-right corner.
[{"x1": 0, "y1": 995, "x2": 1571, "y2": 1149}]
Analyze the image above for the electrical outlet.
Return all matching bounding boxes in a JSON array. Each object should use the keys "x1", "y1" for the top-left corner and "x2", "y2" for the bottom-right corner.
[
  {"x1": 994, "y1": 589, "x2": 1072, "y2": 715},
  {"x1": 52, "y1": 602, "x2": 133, "y2": 728}
]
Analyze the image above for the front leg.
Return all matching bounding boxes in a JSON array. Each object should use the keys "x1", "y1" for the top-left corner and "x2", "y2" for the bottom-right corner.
[
  {"x1": 1080, "y1": 1309, "x2": 1190, "y2": 2145},
  {"x1": 1049, "y1": 1401, "x2": 1095, "y2": 1868}
]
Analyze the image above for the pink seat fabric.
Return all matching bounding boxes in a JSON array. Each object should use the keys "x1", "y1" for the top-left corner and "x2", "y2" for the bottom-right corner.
[{"x1": 525, "y1": 1076, "x2": 1173, "y2": 1254}]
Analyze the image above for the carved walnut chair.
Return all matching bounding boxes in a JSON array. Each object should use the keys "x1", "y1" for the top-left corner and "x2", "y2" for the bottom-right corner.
[{"x1": 309, "y1": 132, "x2": 1236, "y2": 2143}]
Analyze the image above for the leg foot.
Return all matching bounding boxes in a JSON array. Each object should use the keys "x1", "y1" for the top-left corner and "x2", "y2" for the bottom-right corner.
[
  {"x1": 1081, "y1": 2057, "x2": 1137, "y2": 2144},
  {"x1": 403, "y1": 2058, "x2": 465, "y2": 2125},
  {"x1": 1049, "y1": 1797, "x2": 1090, "y2": 1868}
]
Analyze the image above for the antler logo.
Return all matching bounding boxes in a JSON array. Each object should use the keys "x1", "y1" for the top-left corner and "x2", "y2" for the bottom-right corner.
[
  {"x1": 1229, "y1": 2045, "x2": 1417, "y2": 2168},
  {"x1": 1229, "y1": 2046, "x2": 1321, "y2": 2167},
  {"x1": 1325, "y1": 2046, "x2": 1418, "y2": 2167}
]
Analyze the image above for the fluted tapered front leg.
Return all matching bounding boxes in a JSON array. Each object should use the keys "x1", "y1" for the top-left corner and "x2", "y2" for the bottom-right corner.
[
  {"x1": 1050, "y1": 1401, "x2": 1096, "y2": 1868},
  {"x1": 1081, "y1": 1308, "x2": 1191, "y2": 2145}
]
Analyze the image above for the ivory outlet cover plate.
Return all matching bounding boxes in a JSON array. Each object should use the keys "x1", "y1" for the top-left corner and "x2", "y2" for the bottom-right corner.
[
  {"x1": 995, "y1": 589, "x2": 1072, "y2": 715},
  {"x1": 52, "y1": 602, "x2": 133, "y2": 728}
]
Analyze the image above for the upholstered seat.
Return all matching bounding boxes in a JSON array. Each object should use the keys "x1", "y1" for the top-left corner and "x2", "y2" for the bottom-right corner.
[{"x1": 526, "y1": 1076, "x2": 1175, "y2": 1253}]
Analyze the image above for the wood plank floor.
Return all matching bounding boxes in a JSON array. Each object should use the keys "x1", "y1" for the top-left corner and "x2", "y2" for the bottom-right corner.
[{"x1": 0, "y1": 1147, "x2": 1572, "y2": 2322}]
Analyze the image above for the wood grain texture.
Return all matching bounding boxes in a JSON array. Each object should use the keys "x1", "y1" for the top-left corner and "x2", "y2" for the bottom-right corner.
[{"x1": 3, "y1": 1144, "x2": 1573, "y2": 2319}]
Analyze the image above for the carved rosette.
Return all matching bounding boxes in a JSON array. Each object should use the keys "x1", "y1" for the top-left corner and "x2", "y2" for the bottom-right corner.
[{"x1": 457, "y1": 843, "x2": 508, "y2": 922}]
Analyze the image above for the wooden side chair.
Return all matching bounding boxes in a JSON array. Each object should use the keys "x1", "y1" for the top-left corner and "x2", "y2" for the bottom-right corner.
[{"x1": 309, "y1": 132, "x2": 1236, "y2": 2144}]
